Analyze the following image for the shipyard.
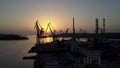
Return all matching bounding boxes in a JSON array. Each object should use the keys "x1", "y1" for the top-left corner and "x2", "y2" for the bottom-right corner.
[
  {"x1": 23, "y1": 18, "x2": 120, "y2": 68},
  {"x1": 1, "y1": 0, "x2": 120, "y2": 68}
]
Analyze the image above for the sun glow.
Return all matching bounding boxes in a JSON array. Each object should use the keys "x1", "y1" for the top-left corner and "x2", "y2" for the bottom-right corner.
[{"x1": 36, "y1": 18, "x2": 60, "y2": 32}]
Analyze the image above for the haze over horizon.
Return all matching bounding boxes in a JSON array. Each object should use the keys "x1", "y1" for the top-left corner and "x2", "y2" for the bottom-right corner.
[{"x1": 0, "y1": 0, "x2": 120, "y2": 34}]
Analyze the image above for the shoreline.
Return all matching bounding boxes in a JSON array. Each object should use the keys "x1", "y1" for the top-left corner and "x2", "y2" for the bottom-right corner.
[{"x1": 0, "y1": 34, "x2": 28, "y2": 40}]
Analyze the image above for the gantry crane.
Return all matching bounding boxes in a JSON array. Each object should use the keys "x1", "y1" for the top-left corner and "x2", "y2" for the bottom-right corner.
[
  {"x1": 46, "y1": 23, "x2": 57, "y2": 46},
  {"x1": 46, "y1": 23, "x2": 56, "y2": 36},
  {"x1": 34, "y1": 20, "x2": 44, "y2": 44}
]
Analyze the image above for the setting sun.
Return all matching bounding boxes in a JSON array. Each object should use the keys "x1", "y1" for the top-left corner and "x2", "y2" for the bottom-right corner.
[{"x1": 35, "y1": 17, "x2": 65, "y2": 34}]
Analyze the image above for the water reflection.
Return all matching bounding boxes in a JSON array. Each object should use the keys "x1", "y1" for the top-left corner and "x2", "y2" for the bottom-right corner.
[
  {"x1": 0, "y1": 35, "x2": 36, "y2": 68},
  {"x1": 40, "y1": 37, "x2": 53, "y2": 44}
]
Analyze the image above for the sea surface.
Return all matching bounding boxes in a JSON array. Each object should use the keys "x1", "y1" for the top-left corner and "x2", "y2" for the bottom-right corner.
[{"x1": 0, "y1": 35, "x2": 36, "y2": 68}]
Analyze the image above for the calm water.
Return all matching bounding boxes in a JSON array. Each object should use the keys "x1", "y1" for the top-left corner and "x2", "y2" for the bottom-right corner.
[{"x1": 0, "y1": 35, "x2": 36, "y2": 68}]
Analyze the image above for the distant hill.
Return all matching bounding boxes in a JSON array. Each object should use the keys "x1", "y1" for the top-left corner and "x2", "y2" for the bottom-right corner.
[{"x1": 0, "y1": 34, "x2": 28, "y2": 40}]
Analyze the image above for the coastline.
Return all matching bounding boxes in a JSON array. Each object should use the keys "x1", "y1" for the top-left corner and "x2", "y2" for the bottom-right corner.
[{"x1": 0, "y1": 34, "x2": 28, "y2": 40}]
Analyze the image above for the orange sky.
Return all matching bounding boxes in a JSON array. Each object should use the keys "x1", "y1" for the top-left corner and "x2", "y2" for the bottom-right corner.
[{"x1": 0, "y1": 0, "x2": 120, "y2": 34}]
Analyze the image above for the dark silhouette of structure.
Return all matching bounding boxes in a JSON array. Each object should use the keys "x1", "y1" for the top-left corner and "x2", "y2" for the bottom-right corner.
[
  {"x1": 103, "y1": 18, "x2": 106, "y2": 34},
  {"x1": 73, "y1": 17, "x2": 75, "y2": 34},
  {"x1": 23, "y1": 18, "x2": 120, "y2": 68}
]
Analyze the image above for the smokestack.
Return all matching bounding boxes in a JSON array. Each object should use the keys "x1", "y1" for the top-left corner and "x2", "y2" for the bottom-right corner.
[
  {"x1": 73, "y1": 17, "x2": 75, "y2": 34},
  {"x1": 94, "y1": 18, "x2": 99, "y2": 47},
  {"x1": 96, "y1": 18, "x2": 99, "y2": 35},
  {"x1": 103, "y1": 18, "x2": 105, "y2": 33}
]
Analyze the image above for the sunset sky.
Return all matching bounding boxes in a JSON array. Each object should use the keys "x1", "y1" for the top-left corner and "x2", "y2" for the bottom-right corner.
[{"x1": 0, "y1": 0, "x2": 120, "y2": 34}]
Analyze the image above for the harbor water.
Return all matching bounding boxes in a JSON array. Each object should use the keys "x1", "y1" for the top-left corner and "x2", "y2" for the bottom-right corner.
[{"x1": 0, "y1": 35, "x2": 35, "y2": 68}]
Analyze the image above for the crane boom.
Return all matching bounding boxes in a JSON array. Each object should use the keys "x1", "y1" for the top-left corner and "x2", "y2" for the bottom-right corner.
[
  {"x1": 34, "y1": 20, "x2": 44, "y2": 44},
  {"x1": 46, "y1": 23, "x2": 55, "y2": 35},
  {"x1": 34, "y1": 20, "x2": 44, "y2": 35}
]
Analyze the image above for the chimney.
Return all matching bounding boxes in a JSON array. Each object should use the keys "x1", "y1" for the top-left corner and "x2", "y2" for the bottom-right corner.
[
  {"x1": 103, "y1": 18, "x2": 105, "y2": 33},
  {"x1": 96, "y1": 18, "x2": 99, "y2": 35},
  {"x1": 73, "y1": 17, "x2": 75, "y2": 34}
]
